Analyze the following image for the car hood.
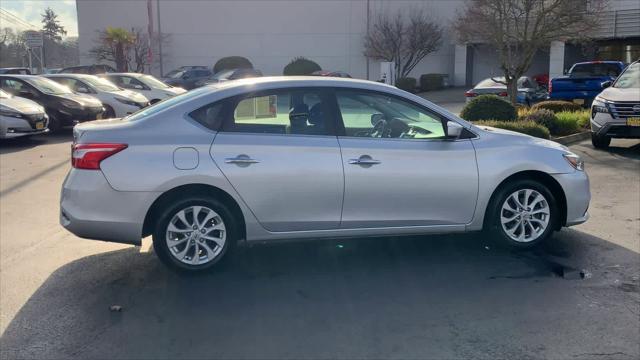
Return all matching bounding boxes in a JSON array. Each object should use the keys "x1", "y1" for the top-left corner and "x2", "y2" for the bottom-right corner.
[
  {"x1": 598, "y1": 87, "x2": 640, "y2": 102},
  {"x1": 54, "y1": 93, "x2": 103, "y2": 108},
  {"x1": 475, "y1": 125, "x2": 569, "y2": 151},
  {"x1": 107, "y1": 89, "x2": 148, "y2": 102},
  {"x1": 0, "y1": 96, "x2": 44, "y2": 114},
  {"x1": 165, "y1": 86, "x2": 187, "y2": 94}
]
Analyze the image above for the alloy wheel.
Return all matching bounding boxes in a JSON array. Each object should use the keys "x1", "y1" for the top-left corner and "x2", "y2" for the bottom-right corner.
[
  {"x1": 165, "y1": 205, "x2": 226, "y2": 265},
  {"x1": 500, "y1": 189, "x2": 550, "y2": 243}
]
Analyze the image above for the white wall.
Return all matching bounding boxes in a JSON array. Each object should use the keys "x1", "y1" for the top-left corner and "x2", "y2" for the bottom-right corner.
[{"x1": 77, "y1": 0, "x2": 464, "y2": 80}]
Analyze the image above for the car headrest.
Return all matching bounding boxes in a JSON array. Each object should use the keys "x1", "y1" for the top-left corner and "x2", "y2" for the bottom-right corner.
[
  {"x1": 289, "y1": 103, "x2": 309, "y2": 125},
  {"x1": 309, "y1": 102, "x2": 326, "y2": 126}
]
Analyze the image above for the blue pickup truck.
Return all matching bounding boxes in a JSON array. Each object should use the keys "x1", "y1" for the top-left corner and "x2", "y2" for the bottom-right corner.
[{"x1": 548, "y1": 61, "x2": 626, "y2": 106}]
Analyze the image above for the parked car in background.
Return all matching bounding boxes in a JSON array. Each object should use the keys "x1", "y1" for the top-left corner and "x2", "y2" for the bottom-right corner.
[
  {"x1": 171, "y1": 66, "x2": 209, "y2": 71},
  {"x1": 464, "y1": 76, "x2": 548, "y2": 106},
  {"x1": 194, "y1": 68, "x2": 263, "y2": 87},
  {"x1": 0, "y1": 68, "x2": 31, "y2": 75},
  {"x1": 101, "y1": 73, "x2": 186, "y2": 104},
  {"x1": 548, "y1": 61, "x2": 626, "y2": 106},
  {"x1": 44, "y1": 68, "x2": 62, "y2": 74},
  {"x1": 59, "y1": 64, "x2": 117, "y2": 75},
  {"x1": 589, "y1": 61, "x2": 640, "y2": 149},
  {"x1": 311, "y1": 70, "x2": 352, "y2": 78},
  {"x1": 0, "y1": 75, "x2": 104, "y2": 131},
  {"x1": 44, "y1": 74, "x2": 149, "y2": 118},
  {"x1": 532, "y1": 73, "x2": 549, "y2": 89},
  {"x1": 0, "y1": 89, "x2": 49, "y2": 139},
  {"x1": 61, "y1": 77, "x2": 590, "y2": 273},
  {"x1": 162, "y1": 68, "x2": 212, "y2": 90}
]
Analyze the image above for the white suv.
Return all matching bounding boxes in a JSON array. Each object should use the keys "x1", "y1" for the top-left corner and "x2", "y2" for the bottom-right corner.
[{"x1": 590, "y1": 61, "x2": 640, "y2": 149}]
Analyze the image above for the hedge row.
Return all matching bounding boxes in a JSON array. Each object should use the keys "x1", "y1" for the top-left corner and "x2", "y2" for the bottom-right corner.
[{"x1": 474, "y1": 120, "x2": 550, "y2": 139}]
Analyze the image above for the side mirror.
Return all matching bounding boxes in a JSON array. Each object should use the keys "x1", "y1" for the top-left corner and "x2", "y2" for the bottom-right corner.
[
  {"x1": 601, "y1": 80, "x2": 612, "y2": 89},
  {"x1": 76, "y1": 86, "x2": 90, "y2": 94},
  {"x1": 133, "y1": 84, "x2": 144, "y2": 90},
  {"x1": 446, "y1": 121, "x2": 464, "y2": 139},
  {"x1": 18, "y1": 90, "x2": 33, "y2": 98}
]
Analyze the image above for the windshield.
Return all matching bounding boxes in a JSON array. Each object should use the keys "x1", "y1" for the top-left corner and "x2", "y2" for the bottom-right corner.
[
  {"x1": 0, "y1": 89, "x2": 10, "y2": 98},
  {"x1": 570, "y1": 63, "x2": 622, "y2": 78},
  {"x1": 165, "y1": 70, "x2": 185, "y2": 79},
  {"x1": 24, "y1": 77, "x2": 72, "y2": 95},
  {"x1": 124, "y1": 86, "x2": 211, "y2": 122},
  {"x1": 613, "y1": 63, "x2": 639, "y2": 89},
  {"x1": 140, "y1": 75, "x2": 170, "y2": 89},
  {"x1": 80, "y1": 76, "x2": 120, "y2": 91}
]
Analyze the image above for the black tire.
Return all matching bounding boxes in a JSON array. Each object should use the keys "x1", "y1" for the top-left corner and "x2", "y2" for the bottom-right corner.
[
  {"x1": 152, "y1": 195, "x2": 237, "y2": 273},
  {"x1": 591, "y1": 133, "x2": 611, "y2": 149},
  {"x1": 487, "y1": 179, "x2": 558, "y2": 249},
  {"x1": 47, "y1": 112, "x2": 62, "y2": 133},
  {"x1": 103, "y1": 105, "x2": 116, "y2": 119}
]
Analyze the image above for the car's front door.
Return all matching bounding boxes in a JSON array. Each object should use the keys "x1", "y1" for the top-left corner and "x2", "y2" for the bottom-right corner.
[
  {"x1": 210, "y1": 88, "x2": 344, "y2": 232},
  {"x1": 335, "y1": 89, "x2": 478, "y2": 228}
]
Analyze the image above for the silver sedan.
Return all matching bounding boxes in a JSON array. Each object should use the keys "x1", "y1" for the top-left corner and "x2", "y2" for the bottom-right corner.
[{"x1": 60, "y1": 77, "x2": 590, "y2": 272}]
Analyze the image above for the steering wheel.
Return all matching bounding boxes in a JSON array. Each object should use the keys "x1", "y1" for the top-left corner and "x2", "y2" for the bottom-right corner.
[{"x1": 370, "y1": 119, "x2": 388, "y2": 138}]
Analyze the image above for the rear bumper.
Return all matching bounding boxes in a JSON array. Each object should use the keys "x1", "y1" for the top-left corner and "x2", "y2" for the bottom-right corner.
[
  {"x1": 552, "y1": 171, "x2": 591, "y2": 227},
  {"x1": 60, "y1": 169, "x2": 160, "y2": 245}
]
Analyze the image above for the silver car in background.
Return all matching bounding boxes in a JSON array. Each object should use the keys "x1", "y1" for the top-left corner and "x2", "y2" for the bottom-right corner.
[
  {"x1": 0, "y1": 89, "x2": 49, "y2": 139},
  {"x1": 61, "y1": 77, "x2": 590, "y2": 272},
  {"x1": 465, "y1": 76, "x2": 548, "y2": 106}
]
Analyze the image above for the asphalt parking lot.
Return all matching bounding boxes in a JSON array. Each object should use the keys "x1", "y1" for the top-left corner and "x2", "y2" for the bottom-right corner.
[{"x1": 0, "y1": 130, "x2": 638, "y2": 359}]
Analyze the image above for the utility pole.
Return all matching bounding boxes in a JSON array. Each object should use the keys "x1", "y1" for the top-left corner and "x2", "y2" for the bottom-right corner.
[
  {"x1": 366, "y1": 0, "x2": 370, "y2": 80},
  {"x1": 156, "y1": 0, "x2": 164, "y2": 76}
]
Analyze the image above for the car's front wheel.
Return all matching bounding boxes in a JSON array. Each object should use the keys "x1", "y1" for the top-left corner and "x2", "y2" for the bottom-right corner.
[
  {"x1": 152, "y1": 196, "x2": 236, "y2": 273},
  {"x1": 489, "y1": 180, "x2": 558, "y2": 248},
  {"x1": 591, "y1": 133, "x2": 611, "y2": 149}
]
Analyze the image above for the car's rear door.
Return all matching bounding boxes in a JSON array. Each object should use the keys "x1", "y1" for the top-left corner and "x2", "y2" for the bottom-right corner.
[
  {"x1": 210, "y1": 87, "x2": 344, "y2": 232},
  {"x1": 335, "y1": 89, "x2": 478, "y2": 228}
]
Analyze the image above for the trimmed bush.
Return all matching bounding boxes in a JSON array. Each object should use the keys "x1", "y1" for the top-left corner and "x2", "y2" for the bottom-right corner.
[
  {"x1": 460, "y1": 95, "x2": 517, "y2": 122},
  {"x1": 531, "y1": 100, "x2": 582, "y2": 113},
  {"x1": 556, "y1": 110, "x2": 590, "y2": 134},
  {"x1": 396, "y1": 77, "x2": 417, "y2": 92},
  {"x1": 283, "y1": 57, "x2": 321, "y2": 75},
  {"x1": 419, "y1": 74, "x2": 444, "y2": 91},
  {"x1": 523, "y1": 109, "x2": 558, "y2": 134},
  {"x1": 475, "y1": 120, "x2": 550, "y2": 139},
  {"x1": 213, "y1": 56, "x2": 253, "y2": 73}
]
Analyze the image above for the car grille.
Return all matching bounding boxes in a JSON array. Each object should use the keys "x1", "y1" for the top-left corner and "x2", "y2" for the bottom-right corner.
[
  {"x1": 22, "y1": 113, "x2": 47, "y2": 128},
  {"x1": 608, "y1": 101, "x2": 640, "y2": 119}
]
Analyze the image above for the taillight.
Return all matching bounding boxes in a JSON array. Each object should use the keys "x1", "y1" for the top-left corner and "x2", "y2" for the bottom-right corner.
[
  {"x1": 548, "y1": 80, "x2": 552, "y2": 93},
  {"x1": 498, "y1": 92, "x2": 508, "y2": 97},
  {"x1": 464, "y1": 90, "x2": 477, "y2": 97},
  {"x1": 71, "y1": 143, "x2": 127, "y2": 170}
]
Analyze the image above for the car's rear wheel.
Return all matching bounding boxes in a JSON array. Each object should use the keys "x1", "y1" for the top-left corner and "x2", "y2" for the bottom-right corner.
[
  {"x1": 152, "y1": 196, "x2": 236, "y2": 273},
  {"x1": 488, "y1": 180, "x2": 558, "y2": 249},
  {"x1": 591, "y1": 133, "x2": 611, "y2": 149}
]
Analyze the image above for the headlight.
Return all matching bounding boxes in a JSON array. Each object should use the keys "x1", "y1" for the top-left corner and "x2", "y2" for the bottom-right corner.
[
  {"x1": 0, "y1": 107, "x2": 22, "y2": 118},
  {"x1": 115, "y1": 97, "x2": 140, "y2": 107},
  {"x1": 591, "y1": 97, "x2": 608, "y2": 114},
  {"x1": 61, "y1": 99, "x2": 82, "y2": 109},
  {"x1": 563, "y1": 153, "x2": 584, "y2": 171}
]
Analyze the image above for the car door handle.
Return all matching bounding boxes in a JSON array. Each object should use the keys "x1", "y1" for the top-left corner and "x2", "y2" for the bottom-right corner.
[
  {"x1": 225, "y1": 156, "x2": 260, "y2": 165},
  {"x1": 348, "y1": 157, "x2": 381, "y2": 166}
]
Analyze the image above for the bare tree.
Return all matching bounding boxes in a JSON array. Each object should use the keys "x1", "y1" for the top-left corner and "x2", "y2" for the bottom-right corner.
[
  {"x1": 364, "y1": 8, "x2": 443, "y2": 79},
  {"x1": 454, "y1": 0, "x2": 607, "y2": 105}
]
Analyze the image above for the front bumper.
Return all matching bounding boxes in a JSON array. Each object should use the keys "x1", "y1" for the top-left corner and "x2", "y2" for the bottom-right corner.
[
  {"x1": 0, "y1": 114, "x2": 49, "y2": 138},
  {"x1": 591, "y1": 112, "x2": 640, "y2": 139},
  {"x1": 552, "y1": 171, "x2": 591, "y2": 227},
  {"x1": 60, "y1": 169, "x2": 160, "y2": 245}
]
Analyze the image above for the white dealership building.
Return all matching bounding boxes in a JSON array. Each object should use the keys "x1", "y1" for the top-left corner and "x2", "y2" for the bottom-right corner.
[{"x1": 77, "y1": 0, "x2": 640, "y2": 86}]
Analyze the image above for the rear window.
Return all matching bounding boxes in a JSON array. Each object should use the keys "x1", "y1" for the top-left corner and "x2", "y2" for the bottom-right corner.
[
  {"x1": 123, "y1": 86, "x2": 211, "y2": 122},
  {"x1": 569, "y1": 63, "x2": 621, "y2": 78}
]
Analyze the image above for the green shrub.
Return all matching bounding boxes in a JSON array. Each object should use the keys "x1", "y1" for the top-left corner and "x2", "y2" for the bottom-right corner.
[
  {"x1": 531, "y1": 100, "x2": 582, "y2": 113},
  {"x1": 283, "y1": 57, "x2": 321, "y2": 75},
  {"x1": 460, "y1": 95, "x2": 517, "y2": 122},
  {"x1": 475, "y1": 120, "x2": 550, "y2": 139},
  {"x1": 419, "y1": 74, "x2": 444, "y2": 91},
  {"x1": 395, "y1": 77, "x2": 417, "y2": 92},
  {"x1": 213, "y1": 56, "x2": 253, "y2": 73},
  {"x1": 523, "y1": 109, "x2": 558, "y2": 134},
  {"x1": 556, "y1": 110, "x2": 590, "y2": 135}
]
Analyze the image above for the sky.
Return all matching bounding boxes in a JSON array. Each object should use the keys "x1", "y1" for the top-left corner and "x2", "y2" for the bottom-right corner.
[{"x1": 0, "y1": 0, "x2": 78, "y2": 37}]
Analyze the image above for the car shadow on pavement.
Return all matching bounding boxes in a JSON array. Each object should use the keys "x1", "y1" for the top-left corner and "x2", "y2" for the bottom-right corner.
[
  {"x1": 0, "y1": 129, "x2": 73, "y2": 155},
  {"x1": 1, "y1": 230, "x2": 638, "y2": 359}
]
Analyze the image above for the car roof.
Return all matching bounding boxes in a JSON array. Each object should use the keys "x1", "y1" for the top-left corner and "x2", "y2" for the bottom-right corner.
[
  {"x1": 0, "y1": 74, "x2": 39, "y2": 79},
  {"x1": 44, "y1": 73, "x2": 98, "y2": 79},
  {"x1": 103, "y1": 72, "x2": 144, "y2": 77},
  {"x1": 201, "y1": 76, "x2": 397, "y2": 93},
  {"x1": 572, "y1": 61, "x2": 624, "y2": 66}
]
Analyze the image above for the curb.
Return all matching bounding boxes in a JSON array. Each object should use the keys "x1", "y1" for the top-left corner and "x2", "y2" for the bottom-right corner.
[{"x1": 553, "y1": 131, "x2": 590, "y2": 146}]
